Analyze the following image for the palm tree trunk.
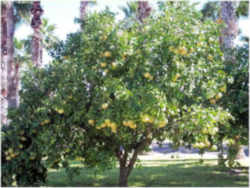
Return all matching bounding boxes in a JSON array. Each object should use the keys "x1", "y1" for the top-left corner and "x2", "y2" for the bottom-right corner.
[
  {"x1": 31, "y1": 1, "x2": 43, "y2": 67},
  {"x1": 80, "y1": 1, "x2": 89, "y2": 30},
  {"x1": 1, "y1": 2, "x2": 16, "y2": 126},
  {"x1": 6, "y1": 1, "x2": 17, "y2": 110},
  {"x1": 80, "y1": 1, "x2": 89, "y2": 20},
  {"x1": 1, "y1": 2, "x2": 8, "y2": 125},
  {"x1": 137, "y1": 1, "x2": 151, "y2": 22},
  {"x1": 220, "y1": 1, "x2": 238, "y2": 62},
  {"x1": 220, "y1": 2, "x2": 246, "y2": 162}
]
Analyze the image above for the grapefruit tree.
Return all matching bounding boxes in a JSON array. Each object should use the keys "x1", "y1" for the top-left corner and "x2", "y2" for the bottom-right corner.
[{"x1": 2, "y1": 3, "x2": 232, "y2": 186}]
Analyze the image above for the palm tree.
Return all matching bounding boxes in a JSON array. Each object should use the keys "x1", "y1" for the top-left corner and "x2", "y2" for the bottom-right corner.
[
  {"x1": 137, "y1": 1, "x2": 151, "y2": 22},
  {"x1": 1, "y1": 1, "x2": 32, "y2": 125},
  {"x1": 24, "y1": 18, "x2": 58, "y2": 55},
  {"x1": 220, "y1": 2, "x2": 238, "y2": 55},
  {"x1": 80, "y1": 1, "x2": 89, "y2": 21},
  {"x1": 220, "y1": 2, "x2": 248, "y2": 162},
  {"x1": 120, "y1": 2, "x2": 138, "y2": 19},
  {"x1": 201, "y1": 1, "x2": 247, "y2": 164},
  {"x1": 201, "y1": 2, "x2": 248, "y2": 21},
  {"x1": 119, "y1": 2, "x2": 138, "y2": 29},
  {"x1": 79, "y1": 1, "x2": 96, "y2": 30},
  {"x1": 31, "y1": 1, "x2": 43, "y2": 67},
  {"x1": 79, "y1": 1, "x2": 89, "y2": 31},
  {"x1": 1, "y1": 2, "x2": 13, "y2": 125}
]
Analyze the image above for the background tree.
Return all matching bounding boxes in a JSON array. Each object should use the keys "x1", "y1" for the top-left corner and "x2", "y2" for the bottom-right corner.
[
  {"x1": 137, "y1": 1, "x2": 151, "y2": 23},
  {"x1": 31, "y1": 1, "x2": 43, "y2": 67},
  {"x1": 120, "y1": 2, "x2": 137, "y2": 19},
  {"x1": 219, "y1": 1, "x2": 239, "y2": 165},
  {"x1": 201, "y1": 1, "x2": 249, "y2": 21},
  {"x1": 23, "y1": 18, "x2": 58, "y2": 54},
  {"x1": 220, "y1": 2, "x2": 238, "y2": 59},
  {"x1": 1, "y1": 2, "x2": 11, "y2": 126},
  {"x1": 201, "y1": 1, "x2": 249, "y2": 165},
  {"x1": 1, "y1": 1, "x2": 32, "y2": 125},
  {"x1": 119, "y1": 2, "x2": 139, "y2": 29},
  {"x1": 79, "y1": 1, "x2": 97, "y2": 30},
  {"x1": 80, "y1": 1, "x2": 89, "y2": 20}
]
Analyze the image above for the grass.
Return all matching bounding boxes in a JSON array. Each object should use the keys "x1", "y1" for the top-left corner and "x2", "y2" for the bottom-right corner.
[{"x1": 46, "y1": 159, "x2": 249, "y2": 187}]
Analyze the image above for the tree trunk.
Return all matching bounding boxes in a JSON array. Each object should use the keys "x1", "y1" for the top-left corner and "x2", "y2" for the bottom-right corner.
[
  {"x1": 1, "y1": 2, "x2": 8, "y2": 126},
  {"x1": 137, "y1": 1, "x2": 151, "y2": 22},
  {"x1": 6, "y1": 0, "x2": 17, "y2": 110},
  {"x1": 31, "y1": 1, "x2": 43, "y2": 67},
  {"x1": 79, "y1": 1, "x2": 89, "y2": 30},
  {"x1": 220, "y1": 1, "x2": 238, "y2": 62},
  {"x1": 220, "y1": 2, "x2": 246, "y2": 161},
  {"x1": 1, "y1": 2, "x2": 16, "y2": 125},
  {"x1": 235, "y1": 145, "x2": 246, "y2": 159},
  {"x1": 119, "y1": 166, "x2": 129, "y2": 187},
  {"x1": 234, "y1": 136, "x2": 246, "y2": 160},
  {"x1": 217, "y1": 137, "x2": 225, "y2": 166},
  {"x1": 80, "y1": 1, "x2": 88, "y2": 20},
  {"x1": 227, "y1": 138, "x2": 246, "y2": 167},
  {"x1": 117, "y1": 149, "x2": 140, "y2": 186}
]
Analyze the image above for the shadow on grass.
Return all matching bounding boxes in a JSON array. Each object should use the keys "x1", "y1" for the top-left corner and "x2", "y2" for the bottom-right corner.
[{"x1": 47, "y1": 161, "x2": 249, "y2": 187}]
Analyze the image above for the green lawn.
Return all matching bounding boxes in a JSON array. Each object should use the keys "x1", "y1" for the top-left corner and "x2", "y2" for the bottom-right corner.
[{"x1": 46, "y1": 159, "x2": 249, "y2": 187}]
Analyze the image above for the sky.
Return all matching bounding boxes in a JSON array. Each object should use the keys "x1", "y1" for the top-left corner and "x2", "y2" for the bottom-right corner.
[{"x1": 15, "y1": 0, "x2": 249, "y2": 64}]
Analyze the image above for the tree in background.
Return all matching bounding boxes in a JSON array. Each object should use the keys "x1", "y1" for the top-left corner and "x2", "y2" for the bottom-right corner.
[
  {"x1": 31, "y1": 1, "x2": 43, "y2": 67},
  {"x1": 119, "y1": 2, "x2": 140, "y2": 29},
  {"x1": 220, "y1": 2, "x2": 238, "y2": 61},
  {"x1": 201, "y1": 1, "x2": 249, "y2": 166},
  {"x1": 223, "y1": 41, "x2": 248, "y2": 166},
  {"x1": 1, "y1": 2, "x2": 32, "y2": 125},
  {"x1": 23, "y1": 18, "x2": 59, "y2": 54},
  {"x1": 1, "y1": 16, "x2": 59, "y2": 188},
  {"x1": 80, "y1": 1, "x2": 89, "y2": 21},
  {"x1": 201, "y1": 1, "x2": 249, "y2": 21},
  {"x1": 137, "y1": 1, "x2": 151, "y2": 23},
  {"x1": 79, "y1": 1, "x2": 97, "y2": 30},
  {"x1": 1, "y1": 2, "x2": 12, "y2": 126},
  {"x1": 120, "y1": 1, "x2": 137, "y2": 19}
]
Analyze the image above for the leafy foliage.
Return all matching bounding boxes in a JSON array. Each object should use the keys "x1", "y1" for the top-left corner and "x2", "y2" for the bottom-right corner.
[
  {"x1": 201, "y1": 0, "x2": 249, "y2": 165},
  {"x1": 218, "y1": 42, "x2": 249, "y2": 146},
  {"x1": 2, "y1": 3, "x2": 233, "y2": 186}
]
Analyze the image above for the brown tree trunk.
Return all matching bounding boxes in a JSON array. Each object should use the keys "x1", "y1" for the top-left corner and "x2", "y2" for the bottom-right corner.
[
  {"x1": 80, "y1": 1, "x2": 89, "y2": 30},
  {"x1": 80, "y1": 1, "x2": 88, "y2": 20},
  {"x1": 217, "y1": 137, "x2": 225, "y2": 166},
  {"x1": 137, "y1": 1, "x2": 151, "y2": 22},
  {"x1": 220, "y1": 1, "x2": 238, "y2": 62},
  {"x1": 220, "y1": 2, "x2": 246, "y2": 161},
  {"x1": 1, "y1": 2, "x2": 8, "y2": 126},
  {"x1": 117, "y1": 146, "x2": 142, "y2": 186},
  {"x1": 119, "y1": 166, "x2": 129, "y2": 187},
  {"x1": 1, "y1": 2, "x2": 16, "y2": 125},
  {"x1": 31, "y1": 1, "x2": 43, "y2": 67},
  {"x1": 234, "y1": 136, "x2": 246, "y2": 160}
]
